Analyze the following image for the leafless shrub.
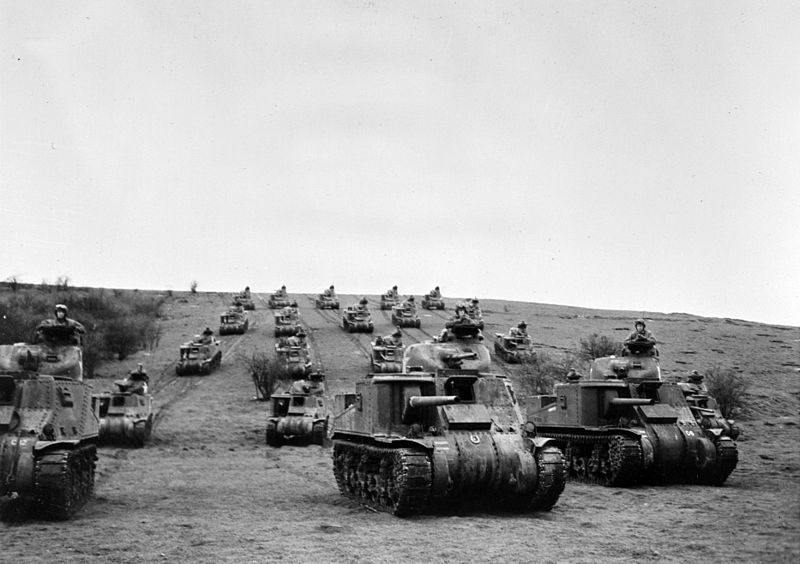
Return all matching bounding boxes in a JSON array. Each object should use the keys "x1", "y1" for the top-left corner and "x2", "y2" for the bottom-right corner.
[
  {"x1": 5, "y1": 275, "x2": 20, "y2": 292},
  {"x1": 705, "y1": 366, "x2": 749, "y2": 418},
  {"x1": 578, "y1": 333, "x2": 623, "y2": 362},
  {"x1": 242, "y1": 351, "x2": 291, "y2": 400},
  {"x1": 517, "y1": 350, "x2": 584, "y2": 396}
]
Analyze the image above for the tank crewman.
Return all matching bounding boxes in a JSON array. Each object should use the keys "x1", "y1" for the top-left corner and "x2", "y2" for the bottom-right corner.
[
  {"x1": 276, "y1": 285, "x2": 287, "y2": 297},
  {"x1": 624, "y1": 319, "x2": 656, "y2": 351},
  {"x1": 402, "y1": 295, "x2": 416, "y2": 310},
  {"x1": 128, "y1": 363, "x2": 149, "y2": 395},
  {"x1": 383, "y1": 329, "x2": 404, "y2": 348},
  {"x1": 388, "y1": 285, "x2": 399, "y2": 298},
  {"x1": 243, "y1": 286, "x2": 251, "y2": 297},
  {"x1": 454, "y1": 303, "x2": 469, "y2": 319},
  {"x1": 286, "y1": 330, "x2": 308, "y2": 348},
  {"x1": 468, "y1": 298, "x2": 481, "y2": 315},
  {"x1": 201, "y1": 327, "x2": 215, "y2": 344},
  {"x1": 324, "y1": 285, "x2": 335, "y2": 297},
  {"x1": 356, "y1": 297, "x2": 369, "y2": 311},
  {"x1": 37, "y1": 304, "x2": 86, "y2": 344},
  {"x1": 429, "y1": 286, "x2": 441, "y2": 299},
  {"x1": 510, "y1": 321, "x2": 528, "y2": 338}
]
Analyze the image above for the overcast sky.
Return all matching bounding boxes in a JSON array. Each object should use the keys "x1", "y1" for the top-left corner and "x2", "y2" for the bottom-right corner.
[{"x1": 2, "y1": 1, "x2": 798, "y2": 326}]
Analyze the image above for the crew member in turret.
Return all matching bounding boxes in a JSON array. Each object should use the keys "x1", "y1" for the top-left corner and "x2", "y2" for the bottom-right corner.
[
  {"x1": 624, "y1": 319, "x2": 656, "y2": 354},
  {"x1": 37, "y1": 304, "x2": 86, "y2": 345}
]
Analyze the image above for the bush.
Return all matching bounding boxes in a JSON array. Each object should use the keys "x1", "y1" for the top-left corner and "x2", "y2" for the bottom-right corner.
[
  {"x1": 705, "y1": 366, "x2": 749, "y2": 419},
  {"x1": 517, "y1": 350, "x2": 584, "y2": 396},
  {"x1": 578, "y1": 333, "x2": 623, "y2": 362},
  {"x1": 190, "y1": 280, "x2": 198, "y2": 294},
  {"x1": 242, "y1": 351, "x2": 291, "y2": 400}
]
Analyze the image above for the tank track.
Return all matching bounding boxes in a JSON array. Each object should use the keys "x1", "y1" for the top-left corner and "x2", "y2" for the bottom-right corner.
[
  {"x1": 333, "y1": 441, "x2": 431, "y2": 516},
  {"x1": 528, "y1": 445, "x2": 566, "y2": 511},
  {"x1": 545, "y1": 432, "x2": 642, "y2": 486},
  {"x1": 34, "y1": 444, "x2": 97, "y2": 520},
  {"x1": 699, "y1": 437, "x2": 738, "y2": 486}
]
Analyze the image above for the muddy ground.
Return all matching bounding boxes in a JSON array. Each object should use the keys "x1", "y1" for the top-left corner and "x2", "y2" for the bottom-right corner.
[{"x1": 3, "y1": 291, "x2": 799, "y2": 563}]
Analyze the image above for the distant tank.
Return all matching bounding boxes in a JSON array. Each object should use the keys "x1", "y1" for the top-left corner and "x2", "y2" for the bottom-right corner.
[
  {"x1": 370, "y1": 338, "x2": 403, "y2": 373},
  {"x1": 266, "y1": 372, "x2": 328, "y2": 447},
  {"x1": 267, "y1": 286, "x2": 297, "y2": 309},
  {"x1": 528, "y1": 341, "x2": 738, "y2": 486},
  {"x1": 331, "y1": 329, "x2": 565, "y2": 516},
  {"x1": 0, "y1": 323, "x2": 98, "y2": 520},
  {"x1": 494, "y1": 327, "x2": 535, "y2": 364},
  {"x1": 176, "y1": 331, "x2": 222, "y2": 375},
  {"x1": 391, "y1": 301, "x2": 421, "y2": 329},
  {"x1": 341, "y1": 303, "x2": 374, "y2": 333},
  {"x1": 315, "y1": 287, "x2": 340, "y2": 309},
  {"x1": 219, "y1": 309, "x2": 249, "y2": 336},
  {"x1": 273, "y1": 306, "x2": 301, "y2": 338},
  {"x1": 379, "y1": 286, "x2": 401, "y2": 310},
  {"x1": 275, "y1": 336, "x2": 313, "y2": 377},
  {"x1": 421, "y1": 287, "x2": 445, "y2": 310},
  {"x1": 92, "y1": 365, "x2": 153, "y2": 447}
]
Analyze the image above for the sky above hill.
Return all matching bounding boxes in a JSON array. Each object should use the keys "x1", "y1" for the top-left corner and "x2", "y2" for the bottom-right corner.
[{"x1": 2, "y1": 1, "x2": 798, "y2": 326}]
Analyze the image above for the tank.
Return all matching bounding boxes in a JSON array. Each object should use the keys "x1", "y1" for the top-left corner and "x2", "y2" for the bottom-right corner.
[
  {"x1": 267, "y1": 287, "x2": 297, "y2": 309},
  {"x1": 176, "y1": 333, "x2": 222, "y2": 375},
  {"x1": 315, "y1": 293, "x2": 340, "y2": 309},
  {"x1": 493, "y1": 330, "x2": 535, "y2": 364},
  {"x1": 341, "y1": 305, "x2": 374, "y2": 334},
  {"x1": 275, "y1": 339, "x2": 313, "y2": 377},
  {"x1": 332, "y1": 332, "x2": 565, "y2": 516},
  {"x1": 528, "y1": 342, "x2": 738, "y2": 486},
  {"x1": 219, "y1": 309, "x2": 249, "y2": 336},
  {"x1": 273, "y1": 306, "x2": 301, "y2": 338},
  {"x1": 677, "y1": 372, "x2": 741, "y2": 441},
  {"x1": 266, "y1": 372, "x2": 328, "y2": 447},
  {"x1": 391, "y1": 303, "x2": 421, "y2": 329},
  {"x1": 370, "y1": 339, "x2": 403, "y2": 373},
  {"x1": 92, "y1": 366, "x2": 153, "y2": 447},
  {"x1": 421, "y1": 289, "x2": 445, "y2": 310},
  {"x1": 462, "y1": 300, "x2": 485, "y2": 330},
  {"x1": 379, "y1": 289, "x2": 401, "y2": 310},
  {"x1": 0, "y1": 325, "x2": 98, "y2": 520}
]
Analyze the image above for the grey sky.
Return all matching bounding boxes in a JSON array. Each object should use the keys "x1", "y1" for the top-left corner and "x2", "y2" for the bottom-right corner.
[{"x1": 2, "y1": 1, "x2": 798, "y2": 326}]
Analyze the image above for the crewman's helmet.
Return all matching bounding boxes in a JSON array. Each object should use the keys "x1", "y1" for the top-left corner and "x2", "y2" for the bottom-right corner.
[
  {"x1": 55, "y1": 304, "x2": 68, "y2": 316},
  {"x1": 408, "y1": 296, "x2": 415, "y2": 301},
  {"x1": 393, "y1": 330, "x2": 402, "y2": 338},
  {"x1": 635, "y1": 318, "x2": 646, "y2": 328},
  {"x1": 360, "y1": 297, "x2": 368, "y2": 305},
  {"x1": 392, "y1": 285, "x2": 398, "y2": 290},
  {"x1": 519, "y1": 321, "x2": 527, "y2": 329}
]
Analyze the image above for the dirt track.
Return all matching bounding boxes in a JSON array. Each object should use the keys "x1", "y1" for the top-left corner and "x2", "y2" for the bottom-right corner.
[{"x1": 3, "y1": 291, "x2": 799, "y2": 563}]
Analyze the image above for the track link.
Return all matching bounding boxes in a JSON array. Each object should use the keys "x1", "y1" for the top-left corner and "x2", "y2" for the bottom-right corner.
[
  {"x1": 34, "y1": 444, "x2": 97, "y2": 520},
  {"x1": 544, "y1": 432, "x2": 643, "y2": 486},
  {"x1": 333, "y1": 441, "x2": 432, "y2": 516},
  {"x1": 700, "y1": 437, "x2": 738, "y2": 486},
  {"x1": 529, "y1": 445, "x2": 566, "y2": 511}
]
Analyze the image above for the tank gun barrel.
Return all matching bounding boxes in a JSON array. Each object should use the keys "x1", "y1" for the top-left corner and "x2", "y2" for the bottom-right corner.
[
  {"x1": 608, "y1": 397, "x2": 655, "y2": 406},
  {"x1": 408, "y1": 395, "x2": 459, "y2": 408}
]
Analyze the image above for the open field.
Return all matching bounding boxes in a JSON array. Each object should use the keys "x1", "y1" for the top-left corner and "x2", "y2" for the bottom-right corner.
[{"x1": 2, "y1": 290, "x2": 799, "y2": 563}]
